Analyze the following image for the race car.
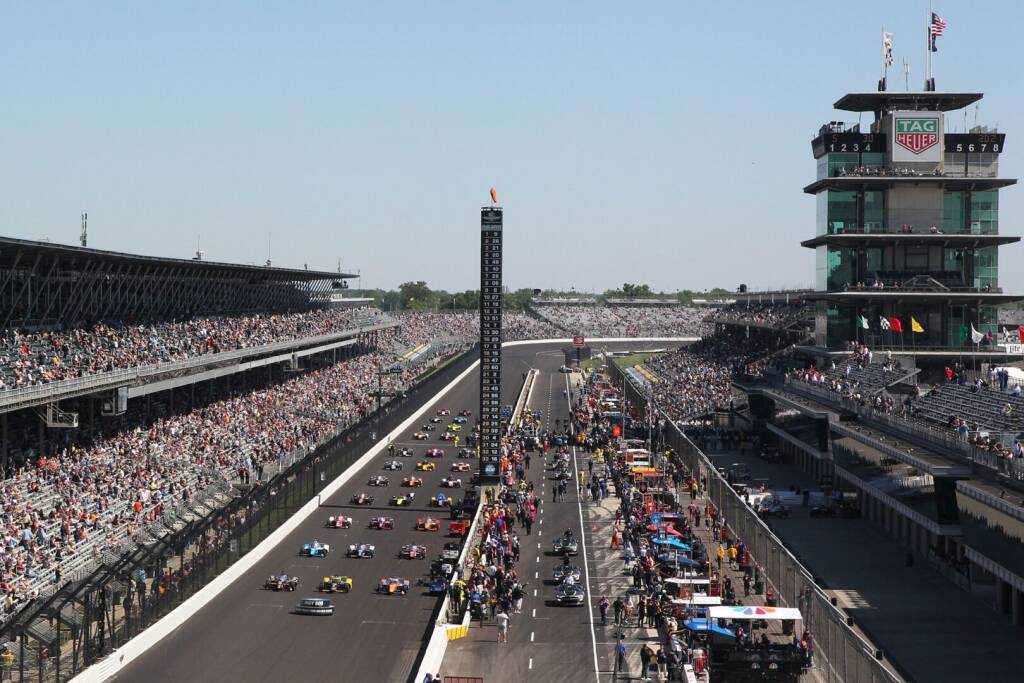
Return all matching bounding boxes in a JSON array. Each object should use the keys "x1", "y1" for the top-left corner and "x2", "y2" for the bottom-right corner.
[
  {"x1": 413, "y1": 432, "x2": 429, "y2": 440},
  {"x1": 416, "y1": 461, "x2": 436, "y2": 472},
  {"x1": 396, "y1": 447, "x2": 415, "y2": 457},
  {"x1": 430, "y1": 493, "x2": 451, "y2": 507},
  {"x1": 347, "y1": 543, "x2": 376, "y2": 559},
  {"x1": 458, "y1": 409, "x2": 471, "y2": 417},
  {"x1": 429, "y1": 416, "x2": 443, "y2": 423},
  {"x1": 376, "y1": 577, "x2": 411, "y2": 595},
  {"x1": 351, "y1": 493, "x2": 374, "y2": 505},
  {"x1": 264, "y1": 573, "x2": 299, "y2": 591},
  {"x1": 554, "y1": 583, "x2": 586, "y2": 606},
  {"x1": 452, "y1": 416, "x2": 468, "y2": 424},
  {"x1": 368, "y1": 475, "x2": 389, "y2": 487},
  {"x1": 440, "y1": 477, "x2": 462, "y2": 488},
  {"x1": 383, "y1": 460, "x2": 403, "y2": 471},
  {"x1": 421, "y1": 424, "x2": 437, "y2": 432},
  {"x1": 325, "y1": 515, "x2": 353, "y2": 529},
  {"x1": 440, "y1": 431, "x2": 457, "y2": 441},
  {"x1": 390, "y1": 493, "x2": 416, "y2": 506},
  {"x1": 437, "y1": 409, "x2": 451, "y2": 416},
  {"x1": 552, "y1": 563, "x2": 582, "y2": 584},
  {"x1": 450, "y1": 462, "x2": 471, "y2": 472},
  {"x1": 402, "y1": 476, "x2": 424, "y2": 487},
  {"x1": 419, "y1": 577, "x2": 448, "y2": 595},
  {"x1": 399, "y1": 544, "x2": 428, "y2": 559},
  {"x1": 417, "y1": 516, "x2": 441, "y2": 531},
  {"x1": 440, "y1": 542, "x2": 461, "y2": 561},
  {"x1": 425, "y1": 448, "x2": 445, "y2": 458},
  {"x1": 318, "y1": 575, "x2": 353, "y2": 593},
  {"x1": 294, "y1": 597, "x2": 334, "y2": 615},
  {"x1": 300, "y1": 541, "x2": 331, "y2": 558},
  {"x1": 369, "y1": 516, "x2": 395, "y2": 530},
  {"x1": 457, "y1": 448, "x2": 476, "y2": 459},
  {"x1": 446, "y1": 423, "x2": 462, "y2": 432}
]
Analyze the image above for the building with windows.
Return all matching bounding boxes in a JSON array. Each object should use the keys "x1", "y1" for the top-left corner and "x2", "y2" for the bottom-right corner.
[{"x1": 801, "y1": 91, "x2": 1020, "y2": 352}]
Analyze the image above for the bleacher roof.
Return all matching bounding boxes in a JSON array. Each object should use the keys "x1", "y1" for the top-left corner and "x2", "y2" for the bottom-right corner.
[{"x1": 0, "y1": 235, "x2": 355, "y2": 281}]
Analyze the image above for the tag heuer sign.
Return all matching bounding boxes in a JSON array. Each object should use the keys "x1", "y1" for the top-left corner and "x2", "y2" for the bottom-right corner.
[
  {"x1": 891, "y1": 111, "x2": 942, "y2": 162},
  {"x1": 895, "y1": 118, "x2": 939, "y2": 154}
]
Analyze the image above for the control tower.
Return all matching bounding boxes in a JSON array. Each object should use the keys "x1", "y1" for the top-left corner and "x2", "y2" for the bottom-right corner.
[{"x1": 801, "y1": 91, "x2": 1021, "y2": 357}]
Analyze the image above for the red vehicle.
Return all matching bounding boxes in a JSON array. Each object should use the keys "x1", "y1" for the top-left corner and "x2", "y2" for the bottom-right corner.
[
  {"x1": 426, "y1": 448, "x2": 445, "y2": 458},
  {"x1": 450, "y1": 462, "x2": 471, "y2": 472},
  {"x1": 325, "y1": 515, "x2": 353, "y2": 529},
  {"x1": 449, "y1": 520, "x2": 470, "y2": 537},
  {"x1": 369, "y1": 516, "x2": 395, "y2": 530}
]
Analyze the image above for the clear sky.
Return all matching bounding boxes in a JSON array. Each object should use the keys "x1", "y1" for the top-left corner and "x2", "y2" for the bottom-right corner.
[{"x1": 2, "y1": 2, "x2": 1021, "y2": 293}]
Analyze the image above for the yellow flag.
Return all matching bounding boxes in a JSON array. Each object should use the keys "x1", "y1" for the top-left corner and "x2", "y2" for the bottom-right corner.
[{"x1": 911, "y1": 317, "x2": 924, "y2": 333}]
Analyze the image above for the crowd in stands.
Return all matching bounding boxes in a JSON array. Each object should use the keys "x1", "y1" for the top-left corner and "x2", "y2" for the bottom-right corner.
[
  {"x1": 0, "y1": 308, "x2": 386, "y2": 392},
  {"x1": 643, "y1": 333, "x2": 787, "y2": 423},
  {"x1": 532, "y1": 305, "x2": 709, "y2": 338},
  {"x1": 710, "y1": 302, "x2": 812, "y2": 330},
  {"x1": 835, "y1": 165, "x2": 943, "y2": 178}
]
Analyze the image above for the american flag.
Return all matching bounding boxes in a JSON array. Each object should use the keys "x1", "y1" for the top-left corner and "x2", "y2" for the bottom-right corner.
[{"x1": 930, "y1": 13, "x2": 946, "y2": 37}]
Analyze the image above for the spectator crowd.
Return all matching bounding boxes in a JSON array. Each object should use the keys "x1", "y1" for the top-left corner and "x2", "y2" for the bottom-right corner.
[{"x1": 532, "y1": 305, "x2": 709, "y2": 338}]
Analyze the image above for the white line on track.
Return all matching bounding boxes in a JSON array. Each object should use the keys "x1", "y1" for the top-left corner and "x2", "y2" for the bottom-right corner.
[
  {"x1": 537, "y1": 542, "x2": 541, "y2": 549},
  {"x1": 536, "y1": 556, "x2": 539, "y2": 563},
  {"x1": 533, "y1": 589, "x2": 537, "y2": 597},
  {"x1": 535, "y1": 571, "x2": 539, "y2": 579},
  {"x1": 567, "y1": 372, "x2": 601, "y2": 683},
  {"x1": 530, "y1": 631, "x2": 535, "y2": 643},
  {"x1": 529, "y1": 658, "x2": 534, "y2": 670},
  {"x1": 532, "y1": 608, "x2": 536, "y2": 618},
  {"x1": 538, "y1": 530, "x2": 542, "y2": 536}
]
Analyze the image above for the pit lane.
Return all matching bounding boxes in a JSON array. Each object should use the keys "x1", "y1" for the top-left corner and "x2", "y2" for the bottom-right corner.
[{"x1": 112, "y1": 342, "x2": 671, "y2": 683}]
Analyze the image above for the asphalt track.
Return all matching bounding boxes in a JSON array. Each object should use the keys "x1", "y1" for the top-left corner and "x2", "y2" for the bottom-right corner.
[{"x1": 114, "y1": 342, "x2": 671, "y2": 683}]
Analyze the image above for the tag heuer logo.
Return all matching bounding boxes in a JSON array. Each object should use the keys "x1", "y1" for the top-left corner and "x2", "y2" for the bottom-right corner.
[{"x1": 895, "y1": 118, "x2": 939, "y2": 154}]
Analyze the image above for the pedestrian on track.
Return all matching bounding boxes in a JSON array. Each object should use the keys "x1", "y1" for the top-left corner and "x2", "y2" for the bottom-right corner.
[
  {"x1": 495, "y1": 609, "x2": 509, "y2": 643},
  {"x1": 613, "y1": 596, "x2": 625, "y2": 626},
  {"x1": 599, "y1": 595, "x2": 609, "y2": 625}
]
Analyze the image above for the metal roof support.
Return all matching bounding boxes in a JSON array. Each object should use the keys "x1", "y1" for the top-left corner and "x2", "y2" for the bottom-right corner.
[
  {"x1": 1, "y1": 253, "x2": 41, "y2": 330},
  {"x1": 56, "y1": 259, "x2": 95, "y2": 323}
]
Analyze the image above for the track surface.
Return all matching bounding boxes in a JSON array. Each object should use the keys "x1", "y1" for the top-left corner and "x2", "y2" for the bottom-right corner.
[{"x1": 115, "y1": 342, "x2": 669, "y2": 683}]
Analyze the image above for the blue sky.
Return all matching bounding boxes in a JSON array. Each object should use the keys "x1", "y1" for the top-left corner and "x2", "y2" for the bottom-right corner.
[{"x1": 2, "y1": 1, "x2": 1021, "y2": 293}]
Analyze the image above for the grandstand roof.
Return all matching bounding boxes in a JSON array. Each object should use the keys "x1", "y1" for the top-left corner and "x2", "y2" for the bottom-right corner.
[
  {"x1": 805, "y1": 291, "x2": 1022, "y2": 304},
  {"x1": 834, "y1": 92, "x2": 983, "y2": 113},
  {"x1": 0, "y1": 235, "x2": 355, "y2": 281}
]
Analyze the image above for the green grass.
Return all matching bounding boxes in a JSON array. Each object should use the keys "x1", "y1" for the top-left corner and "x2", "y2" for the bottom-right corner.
[{"x1": 611, "y1": 352, "x2": 656, "y2": 370}]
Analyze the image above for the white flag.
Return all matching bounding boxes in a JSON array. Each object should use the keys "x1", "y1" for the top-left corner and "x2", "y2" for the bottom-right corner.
[
  {"x1": 883, "y1": 32, "x2": 894, "y2": 67},
  {"x1": 970, "y1": 324, "x2": 984, "y2": 344},
  {"x1": 879, "y1": 316, "x2": 891, "y2": 331},
  {"x1": 859, "y1": 315, "x2": 870, "y2": 330}
]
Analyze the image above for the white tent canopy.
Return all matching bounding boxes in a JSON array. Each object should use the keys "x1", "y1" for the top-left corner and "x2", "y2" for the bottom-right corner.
[
  {"x1": 671, "y1": 595, "x2": 722, "y2": 606},
  {"x1": 708, "y1": 605, "x2": 803, "y2": 621}
]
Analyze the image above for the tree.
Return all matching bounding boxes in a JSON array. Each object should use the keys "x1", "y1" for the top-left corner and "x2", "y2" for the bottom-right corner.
[{"x1": 398, "y1": 281, "x2": 436, "y2": 310}]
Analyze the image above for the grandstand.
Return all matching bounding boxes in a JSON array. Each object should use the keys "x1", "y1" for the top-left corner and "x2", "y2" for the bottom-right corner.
[{"x1": 530, "y1": 300, "x2": 709, "y2": 338}]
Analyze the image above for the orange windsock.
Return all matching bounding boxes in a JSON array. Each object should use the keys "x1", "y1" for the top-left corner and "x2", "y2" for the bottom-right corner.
[{"x1": 489, "y1": 187, "x2": 498, "y2": 204}]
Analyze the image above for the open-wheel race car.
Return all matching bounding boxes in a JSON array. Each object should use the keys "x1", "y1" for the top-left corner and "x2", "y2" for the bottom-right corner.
[
  {"x1": 413, "y1": 432, "x2": 429, "y2": 440},
  {"x1": 430, "y1": 492, "x2": 451, "y2": 507},
  {"x1": 318, "y1": 575, "x2": 353, "y2": 593},
  {"x1": 396, "y1": 447, "x2": 415, "y2": 457},
  {"x1": 450, "y1": 462, "x2": 471, "y2": 472},
  {"x1": 368, "y1": 475, "x2": 389, "y2": 487},
  {"x1": 369, "y1": 516, "x2": 395, "y2": 530},
  {"x1": 402, "y1": 476, "x2": 424, "y2": 487},
  {"x1": 437, "y1": 409, "x2": 451, "y2": 416},
  {"x1": 399, "y1": 543, "x2": 428, "y2": 559},
  {"x1": 390, "y1": 493, "x2": 416, "y2": 506},
  {"x1": 325, "y1": 515, "x2": 353, "y2": 529},
  {"x1": 264, "y1": 573, "x2": 299, "y2": 591},
  {"x1": 417, "y1": 516, "x2": 441, "y2": 531},
  {"x1": 416, "y1": 461, "x2": 436, "y2": 472},
  {"x1": 383, "y1": 460, "x2": 403, "y2": 471},
  {"x1": 421, "y1": 424, "x2": 437, "y2": 432},
  {"x1": 452, "y1": 415, "x2": 468, "y2": 424},
  {"x1": 301, "y1": 541, "x2": 331, "y2": 558},
  {"x1": 376, "y1": 577, "x2": 411, "y2": 595},
  {"x1": 347, "y1": 543, "x2": 376, "y2": 558},
  {"x1": 351, "y1": 493, "x2": 374, "y2": 505},
  {"x1": 458, "y1": 409, "x2": 471, "y2": 417},
  {"x1": 440, "y1": 477, "x2": 462, "y2": 488},
  {"x1": 440, "y1": 431, "x2": 457, "y2": 441},
  {"x1": 429, "y1": 416, "x2": 443, "y2": 424},
  {"x1": 425, "y1": 448, "x2": 445, "y2": 458},
  {"x1": 446, "y1": 423, "x2": 462, "y2": 432},
  {"x1": 419, "y1": 577, "x2": 448, "y2": 595},
  {"x1": 440, "y1": 542, "x2": 461, "y2": 561},
  {"x1": 457, "y1": 448, "x2": 476, "y2": 459}
]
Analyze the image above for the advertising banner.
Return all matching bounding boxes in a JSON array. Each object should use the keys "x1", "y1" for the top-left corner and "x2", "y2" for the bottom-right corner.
[{"x1": 891, "y1": 111, "x2": 943, "y2": 163}]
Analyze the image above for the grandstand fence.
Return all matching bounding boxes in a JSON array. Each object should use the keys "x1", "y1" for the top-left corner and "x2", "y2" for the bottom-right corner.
[
  {"x1": 611, "y1": 363, "x2": 904, "y2": 683},
  {"x1": 0, "y1": 347, "x2": 478, "y2": 683}
]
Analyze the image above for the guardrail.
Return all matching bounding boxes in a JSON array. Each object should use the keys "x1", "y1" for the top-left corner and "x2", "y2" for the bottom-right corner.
[{"x1": 0, "y1": 321, "x2": 397, "y2": 413}]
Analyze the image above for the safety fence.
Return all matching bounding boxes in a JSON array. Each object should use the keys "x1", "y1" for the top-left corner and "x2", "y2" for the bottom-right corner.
[
  {"x1": 610, "y1": 363, "x2": 905, "y2": 683},
  {"x1": 0, "y1": 347, "x2": 478, "y2": 683}
]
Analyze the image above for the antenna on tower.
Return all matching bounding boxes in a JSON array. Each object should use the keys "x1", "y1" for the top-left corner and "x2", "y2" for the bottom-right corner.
[
  {"x1": 265, "y1": 233, "x2": 272, "y2": 267},
  {"x1": 193, "y1": 235, "x2": 204, "y2": 261},
  {"x1": 80, "y1": 213, "x2": 88, "y2": 247},
  {"x1": 337, "y1": 258, "x2": 342, "y2": 273},
  {"x1": 902, "y1": 59, "x2": 910, "y2": 91}
]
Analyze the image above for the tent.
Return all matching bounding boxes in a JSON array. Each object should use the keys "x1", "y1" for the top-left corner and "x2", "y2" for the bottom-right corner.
[
  {"x1": 657, "y1": 553, "x2": 700, "y2": 567},
  {"x1": 671, "y1": 595, "x2": 722, "y2": 606},
  {"x1": 650, "y1": 537, "x2": 690, "y2": 551},
  {"x1": 646, "y1": 524, "x2": 684, "y2": 537},
  {"x1": 707, "y1": 605, "x2": 803, "y2": 621}
]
